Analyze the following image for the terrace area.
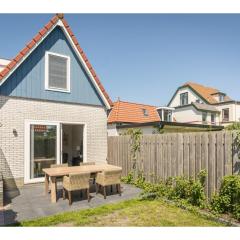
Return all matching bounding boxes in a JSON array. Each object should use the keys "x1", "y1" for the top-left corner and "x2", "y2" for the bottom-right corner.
[{"x1": 0, "y1": 182, "x2": 141, "y2": 225}]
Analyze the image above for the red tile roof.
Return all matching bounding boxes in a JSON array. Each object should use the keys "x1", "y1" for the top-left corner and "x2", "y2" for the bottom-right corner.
[
  {"x1": 108, "y1": 100, "x2": 161, "y2": 124},
  {"x1": 183, "y1": 82, "x2": 231, "y2": 104},
  {"x1": 0, "y1": 14, "x2": 112, "y2": 107}
]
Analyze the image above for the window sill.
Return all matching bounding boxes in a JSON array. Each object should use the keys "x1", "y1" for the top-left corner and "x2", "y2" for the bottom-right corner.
[{"x1": 45, "y1": 87, "x2": 71, "y2": 94}]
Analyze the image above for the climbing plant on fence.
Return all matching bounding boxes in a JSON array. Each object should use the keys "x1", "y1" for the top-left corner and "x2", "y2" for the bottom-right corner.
[{"x1": 122, "y1": 128, "x2": 142, "y2": 176}]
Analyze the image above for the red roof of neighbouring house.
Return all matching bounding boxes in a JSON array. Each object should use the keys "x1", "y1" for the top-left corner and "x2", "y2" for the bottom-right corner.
[
  {"x1": 0, "y1": 14, "x2": 112, "y2": 107},
  {"x1": 108, "y1": 100, "x2": 161, "y2": 124},
  {"x1": 182, "y1": 82, "x2": 231, "y2": 104}
]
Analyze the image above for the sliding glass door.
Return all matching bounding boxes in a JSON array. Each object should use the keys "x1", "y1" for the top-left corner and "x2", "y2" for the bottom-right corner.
[
  {"x1": 25, "y1": 121, "x2": 60, "y2": 183},
  {"x1": 30, "y1": 124, "x2": 57, "y2": 179}
]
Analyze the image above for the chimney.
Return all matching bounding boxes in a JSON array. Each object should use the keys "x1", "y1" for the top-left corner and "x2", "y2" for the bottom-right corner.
[{"x1": 56, "y1": 13, "x2": 64, "y2": 19}]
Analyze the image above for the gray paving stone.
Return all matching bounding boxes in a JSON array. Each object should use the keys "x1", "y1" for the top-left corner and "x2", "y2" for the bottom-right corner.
[{"x1": 2, "y1": 183, "x2": 141, "y2": 225}]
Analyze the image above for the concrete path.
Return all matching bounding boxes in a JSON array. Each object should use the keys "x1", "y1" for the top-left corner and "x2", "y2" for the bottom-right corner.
[{"x1": 2, "y1": 183, "x2": 141, "y2": 225}]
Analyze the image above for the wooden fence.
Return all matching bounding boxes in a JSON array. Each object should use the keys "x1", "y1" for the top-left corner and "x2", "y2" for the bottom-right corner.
[{"x1": 107, "y1": 131, "x2": 240, "y2": 197}]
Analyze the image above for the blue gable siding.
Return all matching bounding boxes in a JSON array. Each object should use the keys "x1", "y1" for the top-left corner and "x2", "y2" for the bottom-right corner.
[{"x1": 0, "y1": 26, "x2": 105, "y2": 106}]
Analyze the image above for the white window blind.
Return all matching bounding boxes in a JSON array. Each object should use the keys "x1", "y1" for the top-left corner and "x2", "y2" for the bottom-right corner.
[{"x1": 48, "y1": 54, "x2": 68, "y2": 90}]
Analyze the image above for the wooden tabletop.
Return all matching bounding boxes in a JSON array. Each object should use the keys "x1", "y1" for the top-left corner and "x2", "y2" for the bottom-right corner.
[{"x1": 42, "y1": 164, "x2": 122, "y2": 177}]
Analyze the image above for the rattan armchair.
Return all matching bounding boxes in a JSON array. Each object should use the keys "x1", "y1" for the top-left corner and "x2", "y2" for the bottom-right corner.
[
  {"x1": 50, "y1": 163, "x2": 68, "y2": 184},
  {"x1": 80, "y1": 162, "x2": 96, "y2": 183},
  {"x1": 96, "y1": 169, "x2": 122, "y2": 199},
  {"x1": 63, "y1": 172, "x2": 90, "y2": 205}
]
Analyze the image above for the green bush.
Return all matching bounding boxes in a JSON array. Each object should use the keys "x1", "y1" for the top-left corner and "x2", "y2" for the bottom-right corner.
[
  {"x1": 210, "y1": 194, "x2": 231, "y2": 213},
  {"x1": 135, "y1": 170, "x2": 207, "y2": 207},
  {"x1": 233, "y1": 204, "x2": 240, "y2": 221},
  {"x1": 121, "y1": 171, "x2": 134, "y2": 184},
  {"x1": 172, "y1": 176, "x2": 191, "y2": 199},
  {"x1": 210, "y1": 175, "x2": 240, "y2": 220},
  {"x1": 189, "y1": 181, "x2": 206, "y2": 206}
]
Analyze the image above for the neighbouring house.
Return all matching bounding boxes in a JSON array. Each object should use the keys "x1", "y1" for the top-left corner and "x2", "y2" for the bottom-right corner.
[
  {"x1": 107, "y1": 100, "x2": 222, "y2": 136},
  {"x1": 168, "y1": 82, "x2": 240, "y2": 126},
  {"x1": 0, "y1": 58, "x2": 10, "y2": 72},
  {"x1": 0, "y1": 14, "x2": 112, "y2": 190},
  {"x1": 107, "y1": 100, "x2": 161, "y2": 135}
]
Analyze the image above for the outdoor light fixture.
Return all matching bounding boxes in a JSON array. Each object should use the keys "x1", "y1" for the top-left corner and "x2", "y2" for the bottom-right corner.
[{"x1": 13, "y1": 129, "x2": 18, "y2": 137}]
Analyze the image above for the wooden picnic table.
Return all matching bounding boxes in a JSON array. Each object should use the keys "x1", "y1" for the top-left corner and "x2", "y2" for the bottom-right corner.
[{"x1": 42, "y1": 164, "x2": 122, "y2": 203}]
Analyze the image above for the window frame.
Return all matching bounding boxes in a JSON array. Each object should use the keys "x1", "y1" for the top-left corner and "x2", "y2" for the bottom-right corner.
[
  {"x1": 180, "y1": 92, "x2": 188, "y2": 106},
  {"x1": 202, "y1": 112, "x2": 207, "y2": 124},
  {"x1": 45, "y1": 51, "x2": 71, "y2": 93},
  {"x1": 211, "y1": 113, "x2": 216, "y2": 124},
  {"x1": 222, "y1": 108, "x2": 230, "y2": 122},
  {"x1": 219, "y1": 94, "x2": 224, "y2": 102}
]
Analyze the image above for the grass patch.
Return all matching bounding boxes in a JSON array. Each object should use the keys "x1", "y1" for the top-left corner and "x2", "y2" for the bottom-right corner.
[{"x1": 15, "y1": 199, "x2": 226, "y2": 227}]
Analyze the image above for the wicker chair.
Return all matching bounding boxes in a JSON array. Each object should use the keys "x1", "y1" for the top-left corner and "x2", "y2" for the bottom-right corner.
[
  {"x1": 63, "y1": 172, "x2": 91, "y2": 205},
  {"x1": 50, "y1": 163, "x2": 68, "y2": 184},
  {"x1": 80, "y1": 162, "x2": 96, "y2": 183},
  {"x1": 96, "y1": 169, "x2": 122, "y2": 199}
]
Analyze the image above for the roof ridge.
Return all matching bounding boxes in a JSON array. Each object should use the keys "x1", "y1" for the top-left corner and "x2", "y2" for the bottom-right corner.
[
  {"x1": 0, "y1": 14, "x2": 113, "y2": 107},
  {"x1": 184, "y1": 81, "x2": 219, "y2": 92},
  {"x1": 114, "y1": 100, "x2": 157, "y2": 108}
]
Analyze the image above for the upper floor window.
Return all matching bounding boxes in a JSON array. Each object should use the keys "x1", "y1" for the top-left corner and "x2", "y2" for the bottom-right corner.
[
  {"x1": 219, "y1": 94, "x2": 224, "y2": 102},
  {"x1": 222, "y1": 108, "x2": 229, "y2": 122},
  {"x1": 45, "y1": 52, "x2": 70, "y2": 92},
  {"x1": 180, "y1": 92, "x2": 188, "y2": 106}
]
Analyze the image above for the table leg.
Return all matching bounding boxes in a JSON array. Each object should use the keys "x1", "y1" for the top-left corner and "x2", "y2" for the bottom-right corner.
[
  {"x1": 45, "y1": 174, "x2": 49, "y2": 195},
  {"x1": 50, "y1": 176, "x2": 57, "y2": 203}
]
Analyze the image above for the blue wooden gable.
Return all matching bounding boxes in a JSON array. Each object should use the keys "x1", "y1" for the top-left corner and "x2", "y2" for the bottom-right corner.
[{"x1": 0, "y1": 26, "x2": 105, "y2": 106}]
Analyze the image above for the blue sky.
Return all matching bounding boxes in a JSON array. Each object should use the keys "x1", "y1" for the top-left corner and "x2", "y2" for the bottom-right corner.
[{"x1": 0, "y1": 14, "x2": 240, "y2": 106}]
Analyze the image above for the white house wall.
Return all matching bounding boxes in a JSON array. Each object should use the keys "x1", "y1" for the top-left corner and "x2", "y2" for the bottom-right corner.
[
  {"x1": 236, "y1": 104, "x2": 240, "y2": 122},
  {"x1": 0, "y1": 95, "x2": 108, "y2": 189},
  {"x1": 169, "y1": 87, "x2": 204, "y2": 107},
  {"x1": 215, "y1": 103, "x2": 237, "y2": 123},
  {"x1": 107, "y1": 125, "x2": 157, "y2": 136},
  {"x1": 173, "y1": 105, "x2": 220, "y2": 125}
]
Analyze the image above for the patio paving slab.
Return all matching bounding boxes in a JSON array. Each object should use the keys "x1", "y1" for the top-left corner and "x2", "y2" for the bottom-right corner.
[{"x1": 2, "y1": 183, "x2": 141, "y2": 225}]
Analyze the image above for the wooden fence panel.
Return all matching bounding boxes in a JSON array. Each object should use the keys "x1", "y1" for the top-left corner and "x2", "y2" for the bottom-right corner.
[{"x1": 108, "y1": 131, "x2": 237, "y2": 197}]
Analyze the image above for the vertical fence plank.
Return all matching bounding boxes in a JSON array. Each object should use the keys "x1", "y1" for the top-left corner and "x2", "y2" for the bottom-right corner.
[
  {"x1": 232, "y1": 131, "x2": 240, "y2": 175},
  {"x1": 183, "y1": 134, "x2": 190, "y2": 178},
  {"x1": 216, "y1": 132, "x2": 224, "y2": 190},
  {"x1": 195, "y1": 133, "x2": 202, "y2": 175},
  {"x1": 208, "y1": 132, "x2": 216, "y2": 197},
  {"x1": 177, "y1": 133, "x2": 184, "y2": 176},
  {"x1": 224, "y1": 131, "x2": 233, "y2": 175},
  {"x1": 171, "y1": 133, "x2": 177, "y2": 178},
  {"x1": 189, "y1": 133, "x2": 196, "y2": 178},
  {"x1": 201, "y1": 133, "x2": 209, "y2": 197}
]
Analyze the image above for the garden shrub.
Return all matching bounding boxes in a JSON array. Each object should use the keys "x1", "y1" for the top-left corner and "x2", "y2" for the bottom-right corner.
[
  {"x1": 121, "y1": 171, "x2": 134, "y2": 184},
  {"x1": 211, "y1": 194, "x2": 231, "y2": 213},
  {"x1": 123, "y1": 169, "x2": 207, "y2": 207},
  {"x1": 188, "y1": 180, "x2": 206, "y2": 206},
  {"x1": 210, "y1": 175, "x2": 240, "y2": 220}
]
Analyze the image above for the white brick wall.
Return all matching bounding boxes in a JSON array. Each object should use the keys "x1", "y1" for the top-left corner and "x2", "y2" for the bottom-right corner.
[{"x1": 0, "y1": 95, "x2": 107, "y2": 183}]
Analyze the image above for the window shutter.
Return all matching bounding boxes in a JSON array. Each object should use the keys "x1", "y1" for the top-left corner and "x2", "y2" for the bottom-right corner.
[{"x1": 48, "y1": 54, "x2": 68, "y2": 89}]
